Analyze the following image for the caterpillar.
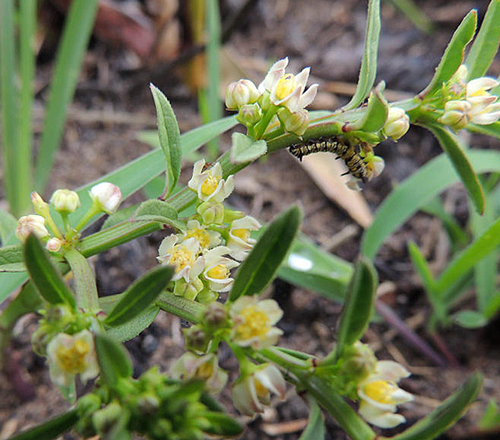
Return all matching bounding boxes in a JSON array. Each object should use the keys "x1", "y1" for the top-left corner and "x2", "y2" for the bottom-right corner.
[{"x1": 289, "y1": 137, "x2": 368, "y2": 181}]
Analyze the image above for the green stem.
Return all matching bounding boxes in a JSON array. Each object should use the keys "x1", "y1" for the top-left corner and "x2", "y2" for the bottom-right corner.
[
  {"x1": 156, "y1": 292, "x2": 204, "y2": 324},
  {"x1": 253, "y1": 106, "x2": 278, "y2": 139}
]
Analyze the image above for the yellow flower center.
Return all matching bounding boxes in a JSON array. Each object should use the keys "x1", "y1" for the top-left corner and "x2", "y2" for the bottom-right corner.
[
  {"x1": 363, "y1": 380, "x2": 396, "y2": 404},
  {"x1": 275, "y1": 74, "x2": 297, "y2": 101},
  {"x1": 170, "y1": 245, "x2": 194, "y2": 272},
  {"x1": 196, "y1": 362, "x2": 215, "y2": 380},
  {"x1": 185, "y1": 228, "x2": 210, "y2": 248},
  {"x1": 56, "y1": 339, "x2": 90, "y2": 374},
  {"x1": 207, "y1": 264, "x2": 229, "y2": 280},
  {"x1": 254, "y1": 378, "x2": 270, "y2": 400},
  {"x1": 235, "y1": 305, "x2": 271, "y2": 341},
  {"x1": 201, "y1": 173, "x2": 219, "y2": 196},
  {"x1": 232, "y1": 228, "x2": 250, "y2": 242}
]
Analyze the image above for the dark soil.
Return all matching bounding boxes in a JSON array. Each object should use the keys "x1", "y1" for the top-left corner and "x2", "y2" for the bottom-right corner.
[{"x1": 1, "y1": 1, "x2": 500, "y2": 439}]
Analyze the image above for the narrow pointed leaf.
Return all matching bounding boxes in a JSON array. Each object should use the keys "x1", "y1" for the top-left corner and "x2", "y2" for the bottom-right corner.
[
  {"x1": 465, "y1": 0, "x2": 500, "y2": 79},
  {"x1": 333, "y1": 256, "x2": 377, "y2": 360},
  {"x1": 64, "y1": 249, "x2": 99, "y2": 311},
  {"x1": 105, "y1": 266, "x2": 173, "y2": 327},
  {"x1": 299, "y1": 399, "x2": 326, "y2": 440},
  {"x1": 350, "y1": 88, "x2": 388, "y2": 132},
  {"x1": 95, "y1": 333, "x2": 133, "y2": 387},
  {"x1": 435, "y1": 216, "x2": 500, "y2": 295},
  {"x1": 7, "y1": 409, "x2": 78, "y2": 440},
  {"x1": 23, "y1": 235, "x2": 76, "y2": 308},
  {"x1": 391, "y1": 372, "x2": 482, "y2": 440},
  {"x1": 203, "y1": 413, "x2": 243, "y2": 437},
  {"x1": 408, "y1": 242, "x2": 437, "y2": 299},
  {"x1": 344, "y1": 0, "x2": 381, "y2": 110},
  {"x1": 150, "y1": 85, "x2": 182, "y2": 197},
  {"x1": 468, "y1": 121, "x2": 500, "y2": 139},
  {"x1": 229, "y1": 205, "x2": 302, "y2": 301},
  {"x1": 420, "y1": 10, "x2": 477, "y2": 97},
  {"x1": 427, "y1": 124, "x2": 484, "y2": 214},
  {"x1": 361, "y1": 150, "x2": 500, "y2": 260}
]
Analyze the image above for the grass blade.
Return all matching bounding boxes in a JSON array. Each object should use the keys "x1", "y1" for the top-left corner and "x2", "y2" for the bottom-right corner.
[
  {"x1": 35, "y1": 0, "x2": 99, "y2": 192},
  {"x1": 7, "y1": 409, "x2": 79, "y2": 440},
  {"x1": 344, "y1": 0, "x2": 381, "y2": 110},
  {"x1": 361, "y1": 150, "x2": 500, "y2": 260}
]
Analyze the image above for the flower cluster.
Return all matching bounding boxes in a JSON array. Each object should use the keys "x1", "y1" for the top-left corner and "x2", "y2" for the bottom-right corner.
[
  {"x1": 158, "y1": 160, "x2": 260, "y2": 303},
  {"x1": 16, "y1": 182, "x2": 122, "y2": 253},
  {"x1": 225, "y1": 57, "x2": 318, "y2": 136},
  {"x1": 438, "y1": 65, "x2": 500, "y2": 130}
]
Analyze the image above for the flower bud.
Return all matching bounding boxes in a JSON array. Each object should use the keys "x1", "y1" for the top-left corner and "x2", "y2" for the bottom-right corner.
[
  {"x1": 31, "y1": 192, "x2": 50, "y2": 216},
  {"x1": 16, "y1": 215, "x2": 49, "y2": 242},
  {"x1": 197, "y1": 201, "x2": 225, "y2": 225},
  {"x1": 46, "y1": 237, "x2": 63, "y2": 253},
  {"x1": 50, "y1": 189, "x2": 81, "y2": 214},
  {"x1": 236, "y1": 103, "x2": 263, "y2": 127},
  {"x1": 90, "y1": 182, "x2": 122, "y2": 214},
  {"x1": 225, "y1": 79, "x2": 260, "y2": 110},
  {"x1": 184, "y1": 325, "x2": 210, "y2": 352},
  {"x1": 384, "y1": 107, "x2": 410, "y2": 140},
  {"x1": 203, "y1": 302, "x2": 228, "y2": 329},
  {"x1": 173, "y1": 277, "x2": 204, "y2": 301},
  {"x1": 438, "y1": 100, "x2": 471, "y2": 130},
  {"x1": 278, "y1": 108, "x2": 310, "y2": 135}
]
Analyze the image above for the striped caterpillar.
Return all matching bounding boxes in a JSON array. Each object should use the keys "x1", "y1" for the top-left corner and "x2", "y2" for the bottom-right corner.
[{"x1": 289, "y1": 137, "x2": 368, "y2": 182}]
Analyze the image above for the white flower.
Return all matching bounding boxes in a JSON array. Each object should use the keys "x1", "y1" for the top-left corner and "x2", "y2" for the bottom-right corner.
[
  {"x1": 188, "y1": 160, "x2": 234, "y2": 203},
  {"x1": 259, "y1": 57, "x2": 318, "y2": 113},
  {"x1": 227, "y1": 215, "x2": 261, "y2": 261},
  {"x1": 157, "y1": 236, "x2": 205, "y2": 282},
  {"x1": 357, "y1": 361, "x2": 414, "y2": 428},
  {"x1": 16, "y1": 215, "x2": 49, "y2": 242},
  {"x1": 170, "y1": 352, "x2": 228, "y2": 394},
  {"x1": 229, "y1": 296, "x2": 283, "y2": 349},
  {"x1": 50, "y1": 189, "x2": 81, "y2": 214},
  {"x1": 232, "y1": 364, "x2": 286, "y2": 416},
  {"x1": 202, "y1": 246, "x2": 239, "y2": 292},
  {"x1": 46, "y1": 330, "x2": 99, "y2": 388},
  {"x1": 225, "y1": 79, "x2": 260, "y2": 110},
  {"x1": 46, "y1": 237, "x2": 63, "y2": 252},
  {"x1": 90, "y1": 182, "x2": 122, "y2": 214},
  {"x1": 180, "y1": 220, "x2": 221, "y2": 250},
  {"x1": 364, "y1": 154, "x2": 385, "y2": 181},
  {"x1": 465, "y1": 76, "x2": 500, "y2": 125},
  {"x1": 384, "y1": 107, "x2": 410, "y2": 140}
]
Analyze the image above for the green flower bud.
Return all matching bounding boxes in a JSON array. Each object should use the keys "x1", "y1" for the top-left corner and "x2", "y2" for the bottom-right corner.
[
  {"x1": 236, "y1": 103, "x2": 263, "y2": 126},
  {"x1": 197, "y1": 201, "x2": 225, "y2": 225},
  {"x1": 50, "y1": 189, "x2": 81, "y2": 214}
]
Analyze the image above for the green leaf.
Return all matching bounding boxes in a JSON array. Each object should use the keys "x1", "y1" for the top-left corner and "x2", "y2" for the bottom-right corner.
[
  {"x1": 407, "y1": 242, "x2": 437, "y2": 301},
  {"x1": 64, "y1": 249, "x2": 99, "y2": 312},
  {"x1": 105, "y1": 266, "x2": 173, "y2": 327},
  {"x1": 202, "y1": 412, "x2": 244, "y2": 437},
  {"x1": 230, "y1": 132, "x2": 268, "y2": 163},
  {"x1": 6, "y1": 409, "x2": 79, "y2": 440},
  {"x1": 156, "y1": 292, "x2": 204, "y2": 324},
  {"x1": 391, "y1": 372, "x2": 483, "y2": 440},
  {"x1": 305, "y1": 375, "x2": 376, "y2": 440},
  {"x1": 299, "y1": 399, "x2": 326, "y2": 440},
  {"x1": 479, "y1": 398, "x2": 500, "y2": 430},
  {"x1": 277, "y1": 234, "x2": 353, "y2": 302},
  {"x1": 465, "y1": 0, "x2": 500, "y2": 79},
  {"x1": 95, "y1": 333, "x2": 133, "y2": 387},
  {"x1": 420, "y1": 10, "x2": 477, "y2": 97},
  {"x1": 0, "y1": 273, "x2": 31, "y2": 305},
  {"x1": 133, "y1": 200, "x2": 184, "y2": 230},
  {"x1": 150, "y1": 85, "x2": 182, "y2": 197},
  {"x1": 332, "y1": 257, "x2": 377, "y2": 360},
  {"x1": 452, "y1": 310, "x2": 488, "y2": 328},
  {"x1": 102, "y1": 205, "x2": 137, "y2": 229},
  {"x1": 427, "y1": 124, "x2": 484, "y2": 214},
  {"x1": 361, "y1": 150, "x2": 500, "y2": 260},
  {"x1": 229, "y1": 205, "x2": 302, "y2": 301},
  {"x1": 468, "y1": 121, "x2": 500, "y2": 140},
  {"x1": 0, "y1": 282, "x2": 41, "y2": 332},
  {"x1": 344, "y1": 0, "x2": 381, "y2": 110},
  {"x1": 35, "y1": 0, "x2": 99, "y2": 192},
  {"x1": 350, "y1": 87, "x2": 389, "y2": 133},
  {"x1": 0, "y1": 245, "x2": 26, "y2": 272},
  {"x1": 484, "y1": 291, "x2": 500, "y2": 319},
  {"x1": 435, "y1": 216, "x2": 500, "y2": 296},
  {"x1": 23, "y1": 235, "x2": 76, "y2": 308},
  {"x1": 0, "y1": 207, "x2": 19, "y2": 245},
  {"x1": 471, "y1": 199, "x2": 497, "y2": 314}
]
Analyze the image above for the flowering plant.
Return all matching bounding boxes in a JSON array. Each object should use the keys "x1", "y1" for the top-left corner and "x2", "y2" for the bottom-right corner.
[{"x1": 1, "y1": 0, "x2": 500, "y2": 439}]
